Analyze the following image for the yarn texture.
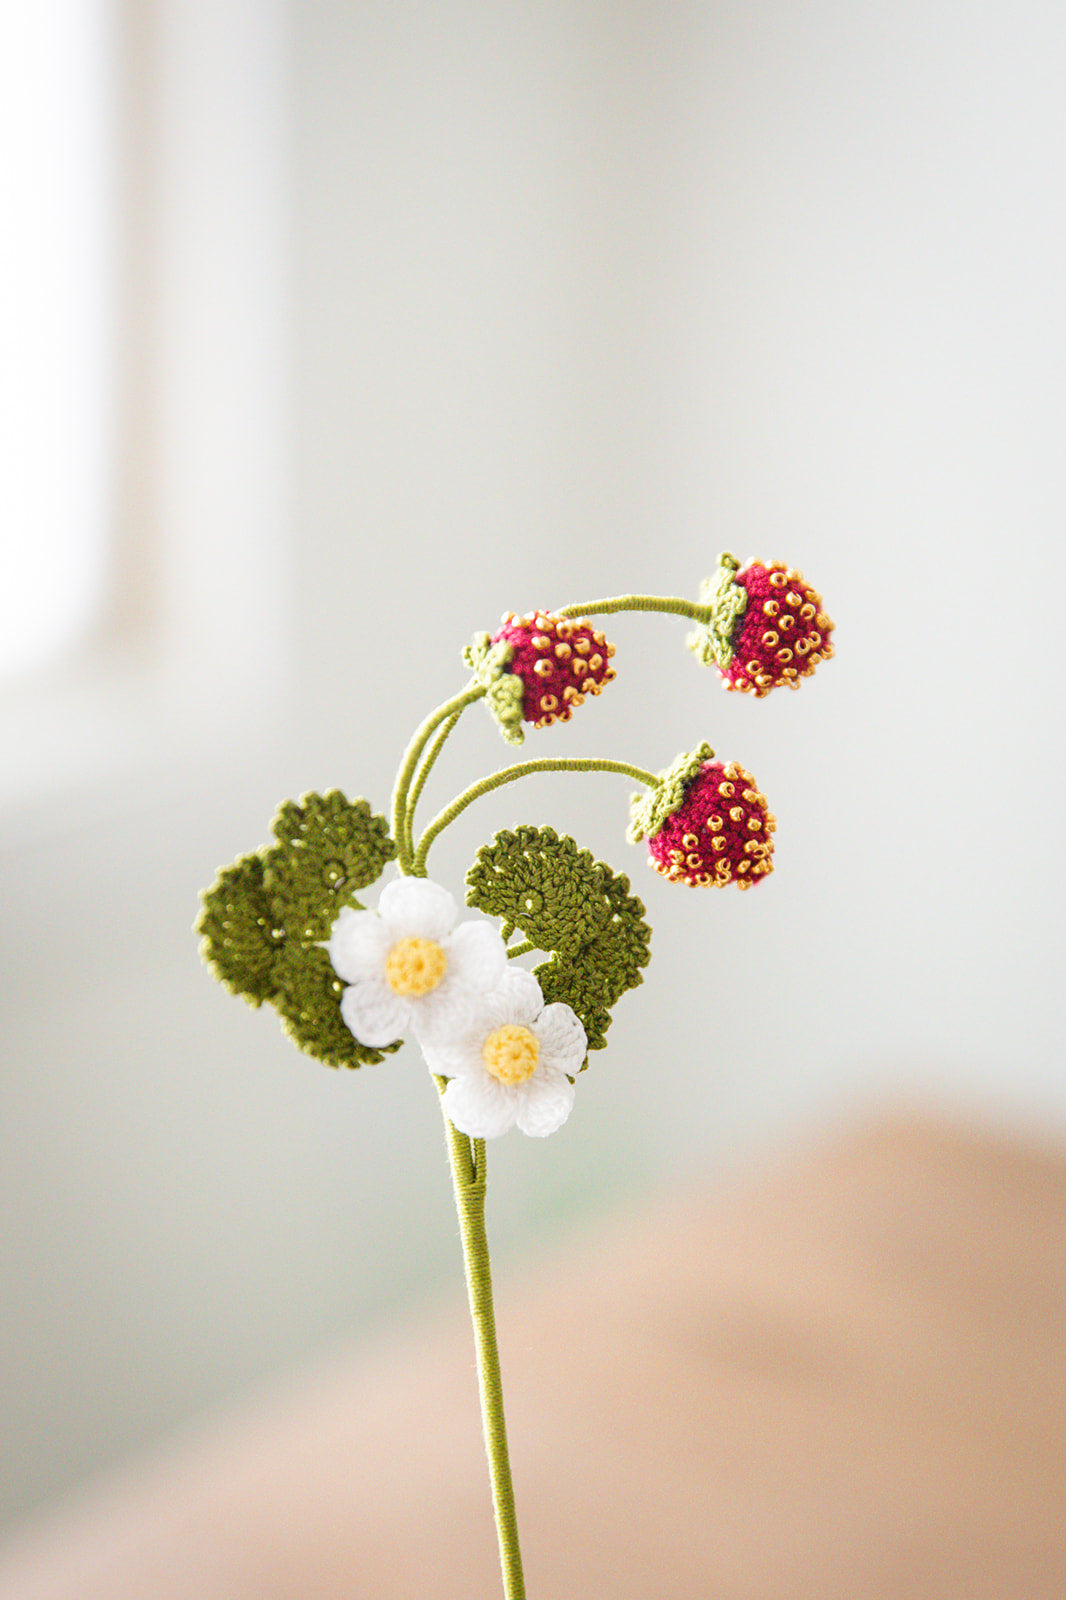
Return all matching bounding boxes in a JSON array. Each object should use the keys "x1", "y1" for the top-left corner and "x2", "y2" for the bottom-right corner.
[
  {"x1": 198, "y1": 791, "x2": 398, "y2": 1067},
  {"x1": 629, "y1": 750, "x2": 775, "y2": 888}
]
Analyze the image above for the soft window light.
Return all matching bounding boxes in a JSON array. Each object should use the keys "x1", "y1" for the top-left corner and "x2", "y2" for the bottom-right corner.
[{"x1": 0, "y1": 0, "x2": 113, "y2": 683}]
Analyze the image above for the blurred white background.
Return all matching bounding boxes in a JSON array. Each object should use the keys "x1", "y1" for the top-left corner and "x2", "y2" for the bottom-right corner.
[{"x1": 3, "y1": 0, "x2": 1065, "y2": 1538}]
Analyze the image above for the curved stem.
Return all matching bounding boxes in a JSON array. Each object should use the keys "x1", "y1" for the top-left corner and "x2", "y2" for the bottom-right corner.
[
  {"x1": 506, "y1": 939, "x2": 537, "y2": 960},
  {"x1": 402, "y1": 709, "x2": 463, "y2": 865},
  {"x1": 391, "y1": 685, "x2": 485, "y2": 873},
  {"x1": 413, "y1": 756, "x2": 660, "y2": 874},
  {"x1": 437, "y1": 1082, "x2": 526, "y2": 1600},
  {"x1": 555, "y1": 593, "x2": 711, "y2": 623}
]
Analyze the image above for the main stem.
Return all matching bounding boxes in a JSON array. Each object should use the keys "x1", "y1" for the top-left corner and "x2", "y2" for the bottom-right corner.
[{"x1": 439, "y1": 1087, "x2": 526, "y2": 1600}]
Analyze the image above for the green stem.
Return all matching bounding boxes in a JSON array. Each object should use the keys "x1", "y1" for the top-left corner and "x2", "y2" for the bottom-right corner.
[
  {"x1": 403, "y1": 709, "x2": 464, "y2": 865},
  {"x1": 437, "y1": 1083, "x2": 526, "y2": 1600},
  {"x1": 555, "y1": 593, "x2": 711, "y2": 623},
  {"x1": 391, "y1": 685, "x2": 485, "y2": 873},
  {"x1": 506, "y1": 939, "x2": 537, "y2": 960},
  {"x1": 413, "y1": 756, "x2": 661, "y2": 874}
]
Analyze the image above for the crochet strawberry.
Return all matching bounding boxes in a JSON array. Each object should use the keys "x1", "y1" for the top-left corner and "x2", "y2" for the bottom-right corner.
[
  {"x1": 687, "y1": 553, "x2": 834, "y2": 696},
  {"x1": 628, "y1": 742, "x2": 775, "y2": 889},
  {"x1": 464, "y1": 611, "x2": 616, "y2": 744}
]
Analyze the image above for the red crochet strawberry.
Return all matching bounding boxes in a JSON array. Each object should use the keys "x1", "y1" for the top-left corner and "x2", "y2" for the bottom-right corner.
[
  {"x1": 464, "y1": 611, "x2": 616, "y2": 744},
  {"x1": 687, "y1": 553, "x2": 834, "y2": 696},
  {"x1": 628, "y1": 742, "x2": 775, "y2": 889}
]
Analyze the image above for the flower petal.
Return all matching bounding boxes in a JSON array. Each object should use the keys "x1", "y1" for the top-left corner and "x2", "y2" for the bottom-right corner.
[
  {"x1": 328, "y1": 907, "x2": 392, "y2": 985},
  {"x1": 377, "y1": 877, "x2": 457, "y2": 940},
  {"x1": 413, "y1": 978, "x2": 489, "y2": 1046},
  {"x1": 419, "y1": 1039, "x2": 471, "y2": 1079},
  {"x1": 442, "y1": 1072, "x2": 517, "y2": 1139},
  {"x1": 443, "y1": 919, "x2": 508, "y2": 993},
  {"x1": 479, "y1": 965, "x2": 543, "y2": 1027},
  {"x1": 514, "y1": 1067, "x2": 575, "y2": 1137},
  {"x1": 533, "y1": 1002, "x2": 587, "y2": 1078},
  {"x1": 339, "y1": 978, "x2": 406, "y2": 1048}
]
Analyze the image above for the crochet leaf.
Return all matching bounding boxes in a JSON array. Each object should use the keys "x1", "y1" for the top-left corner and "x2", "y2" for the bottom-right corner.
[
  {"x1": 198, "y1": 853, "x2": 283, "y2": 1007},
  {"x1": 466, "y1": 826, "x2": 651, "y2": 1054},
  {"x1": 265, "y1": 791, "x2": 397, "y2": 944},
  {"x1": 198, "y1": 792, "x2": 399, "y2": 1068}
]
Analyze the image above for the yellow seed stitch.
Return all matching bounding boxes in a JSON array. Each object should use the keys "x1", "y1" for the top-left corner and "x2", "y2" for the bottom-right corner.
[
  {"x1": 763, "y1": 600, "x2": 780, "y2": 617},
  {"x1": 670, "y1": 848, "x2": 685, "y2": 864},
  {"x1": 762, "y1": 630, "x2": 779, "y2": 648},
  {"x1": 604, "y1": 667, "x2": 617, "y2": 681},
  {"x1": 555, "y1": 620, "x2": 573, "y2": 638},
  {"x1": 531, "y1": 634, "x2": 551, "y2": 650},
  {"x1": 746, "y1": 659, "x2": 762, "y2": 674},
  {"x1": 770, "y1": 571, "x2": 788, "y2": 588},
  {"x1": 742, "y1": 789, "x2": 759, "y2": 802},
  {"x1": 571, "y1": 658, "x2": 588, "y2": 676},
  {"x1": 718, "y1": 781, "x2": 735, "y2": 798},
  {"x1": 816, "y1": 611, "x2": 830, "y2": 631},
  {"x1": 540, "y1": 694, "x2": 558, "y2": 711},
  {"x1": 787, "y1": 568, "x2": 803, "y2": 582},
  {"x1": 385, "y1": 938, "x2": 448, "y2": 998},
  {"x1": 783, "y1": 666, "x2": 798, "y2": 678},
  {"x1": 786, "y1": 591, "x2": 802, "y2": 608},
  {"x1": 711, "y1": 836, "x2": 726, "y2": 852},
  {"x1": 723, "y1": 762, "x2": 740, "y2": 779},
  {"x1": 795, "y1": 639, "x2": 811, "y2": 656},
  {"x1": 779, "y1": 614, "x2": 795, "y2": 632},
  {"x1": 482, "y1": 1023, "x2": 540, "y2": 1086},
  {"x1": 682, "y1": 833, "x2": 700, "y2": 849},
  {"x1": 730, "y1": 806, "x2": 745, "y2": 822},
  {"x1": 737, "y1": 859, "x2": 750, "y2": 873},
  {"x1": 687, "y1": 853, "x2": 702, "y2": 869},
  {"x1": 605, "y1": 642, "x2": 617, "y2": 658},
  {"x1": 707, "y1": 815, "x2": 723, "y2": 831},
  {"x1": 589, "y1": 654, "x2": 603, "y2": 671},
  {"x1": 554, "y1": 641, "x2": 572, "y2": 660},
  {"x1": 800, "y1": 603, "x2": 816, "y2": 621},
  {"x1": 563, "y1": 685, "x2": 584, "y2": 703},
  {"x1": 586, "y1": 680, "x2": 601, "y2": 694},
  {"x1": 534, "y1": 659, "x2": 553, "y2": 677},
  {"x1": 747, "y1": 816, "x2": 763, "y2": 832},
  {"x1": 776, "y1": 648, "x2": 793, "y2": 663}
]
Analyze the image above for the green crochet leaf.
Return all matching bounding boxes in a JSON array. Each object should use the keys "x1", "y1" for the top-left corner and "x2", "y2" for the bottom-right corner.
[
  {"x1": 198, "y1": 853, "x2": 283, "y2": 1007},
  {"x1": 265, "y1": 791, "x2": 397, "y2": 944},
  {"x1": 466, "y1": 826, "x2": 651, "y2": 1054},
  {"x1": 198, "y1": 791, "x2": 399, "y2": 1068}
]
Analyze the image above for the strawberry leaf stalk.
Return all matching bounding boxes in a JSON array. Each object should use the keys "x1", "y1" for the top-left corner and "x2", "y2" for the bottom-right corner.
[
  {"x1": 628, "y1": 742, "x2": 775, "y2": 889},
  {"x1": 464, "y1": 611, "x2": 616, "y2": 744},
  {"x1": 687, "y1": 553, "x2": 834, "y2": 696}
]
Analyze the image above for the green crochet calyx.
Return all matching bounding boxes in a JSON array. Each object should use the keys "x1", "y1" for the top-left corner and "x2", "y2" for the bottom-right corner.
[
  {"x1": 627, "y1": 742, "x2": 714, "y2": 843},
  {"x1": 462, "y1": 632, "x2": 526, "y2": 745},
  {"x1": 686, "y1": 552, "x2": 747, "y2": 669},
  {"x1": 198, "y1": 791, "x2": 398, "y2": 1068},
  {"x1": 466, "y1": 825, "x2": 651, "y2": 1054}
]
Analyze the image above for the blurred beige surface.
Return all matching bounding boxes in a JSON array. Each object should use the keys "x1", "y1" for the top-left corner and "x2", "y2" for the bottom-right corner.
[{"x1": 2, "y1": 1117, "x2": 1065, "y2": 1599}]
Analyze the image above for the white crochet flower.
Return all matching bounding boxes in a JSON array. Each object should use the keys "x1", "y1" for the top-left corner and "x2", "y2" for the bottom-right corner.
[
  {"x1": 423, "y1": 967, "x2": 587, "y2": 1138},
  {"x1": 328, "y1": 878, "x2": 508, "y2": 1049}
]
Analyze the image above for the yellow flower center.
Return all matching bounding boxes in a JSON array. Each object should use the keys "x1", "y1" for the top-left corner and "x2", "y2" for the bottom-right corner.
[
  {"x1": 482, "y1": 1023, "x2": 540, "y2": 1086},
  {"x1": 385, "y1": 937, "x2": 447, "y2": 997}
]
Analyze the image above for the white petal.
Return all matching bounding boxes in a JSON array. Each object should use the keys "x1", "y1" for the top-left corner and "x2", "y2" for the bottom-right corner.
[
  {"x1": 514, "y1": 1067, "x2": 575, "y2": 1137},
  {"x1": 533, "y1": 1002, "x2": 587, "y2": 1077},
  {"x1": 339, "y1": 978, "x2": 407, "y2": 1048},
  {"x1": 443, "y1": 920, "x2": 508, "y2": 993},
  {"x1": 442, "y1": 1072, "x2": 517, "y2": 1139},
  {"x1": 377, "y1": 878, "x2": 457, "y2": 940},
  {"x1": 412, "y1": 980, "x2": 485, "y2": 1046},
  {"x1": 419, "y1": 1039, "x2": 473, "y2": 1079},
  {"x1": 328, "y1": 908, "x2": 392, "y2": 984},
  {"x1": 480, "y1": 965, "x2": 543, "y2": 1026}
]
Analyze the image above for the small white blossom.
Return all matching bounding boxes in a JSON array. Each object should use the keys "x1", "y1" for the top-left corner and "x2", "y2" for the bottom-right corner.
[
  {"x1": 329, "y1": 878, "x2": 507, "y2": 1048},
  {"x1": 423, "y1": 967, "x2": 587, "y2": 1139}
]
